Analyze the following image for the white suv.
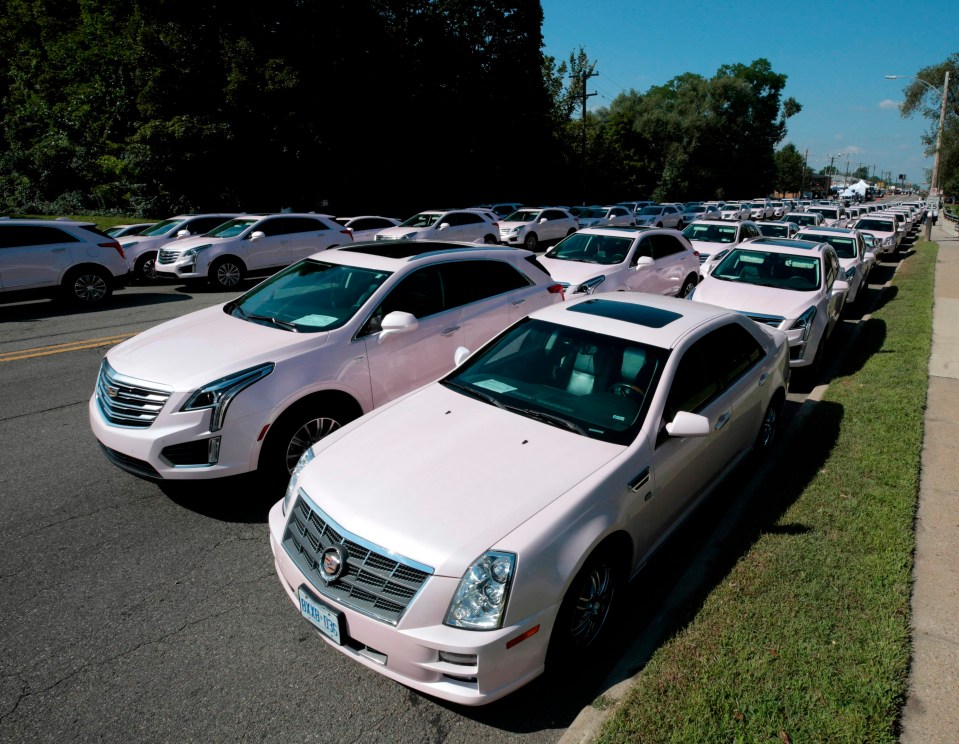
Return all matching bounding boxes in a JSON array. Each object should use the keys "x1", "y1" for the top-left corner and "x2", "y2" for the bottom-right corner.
[
  {"x1": 155, "y1": 213, "x2": 352, "y2": 289},
  {"x1": 90, "y1": 243, "x2": 564, "y2": 483},
  {"x1": 0, "y1": 219, "x2": 128, "y2": 306},
  {"x1": 119, "y1": 213, "x2": 239, "y2": 282},
  {"x1": 497, "y1": 207, "x2": 578, "y2": 251},
  {"x1": 538, "y1": 227, "x2": 701, "y2": 298},
  {"x1": 375, "y1": 209, "x2": 499, "y2": 244}
]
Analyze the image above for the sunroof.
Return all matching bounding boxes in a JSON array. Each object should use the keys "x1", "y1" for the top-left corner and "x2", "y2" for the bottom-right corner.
[{"x1": 567, "y1": 298, "x2": 682, "y2": 328}]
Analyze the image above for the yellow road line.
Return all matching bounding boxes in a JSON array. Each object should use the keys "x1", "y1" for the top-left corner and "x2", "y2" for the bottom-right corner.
[{"x1": 0, "y1": 333, "x2": 137, "y2": 362}]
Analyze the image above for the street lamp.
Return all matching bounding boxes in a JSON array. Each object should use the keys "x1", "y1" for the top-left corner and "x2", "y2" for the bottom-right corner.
[{"x1": 886, "y1": 73, "x2": 951, "y2": 239}]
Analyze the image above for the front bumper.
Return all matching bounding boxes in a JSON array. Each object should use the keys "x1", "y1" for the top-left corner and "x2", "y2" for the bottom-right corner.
[{"x1": 268, "y1": 499, "x2": 552, "y2": 706}]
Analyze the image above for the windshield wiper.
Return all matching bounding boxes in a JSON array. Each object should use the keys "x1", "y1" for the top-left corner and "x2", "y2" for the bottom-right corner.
[
  {"x1": 441, "y1": 380, "x2": 505, "y2": 409},
  {"x1": 505, "y1": 406, "x2": 588, "y2": 436},
  {"x1": 233, "y1": 305, "x2": 298, "y2": 331}
]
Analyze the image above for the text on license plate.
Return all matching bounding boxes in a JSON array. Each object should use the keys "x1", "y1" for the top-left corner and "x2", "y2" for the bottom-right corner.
[{"x1": 298, "y1": 587, "x2": 343, "y2": 645}]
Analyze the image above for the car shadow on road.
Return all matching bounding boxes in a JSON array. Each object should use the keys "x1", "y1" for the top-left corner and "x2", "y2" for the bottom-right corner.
[
  {"x1": 158, "y1": 473, "x2": 283, "y2": 523},
  {"x1": 0, "y1": 288, "x2": 195, "y2": 321},
  {"x1": 438, "y1": 399, "x2": 844, "y2": 733}
]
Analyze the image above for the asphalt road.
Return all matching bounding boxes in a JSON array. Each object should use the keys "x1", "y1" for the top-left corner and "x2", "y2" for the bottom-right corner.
[{"x1": 0, "y1": 233, "x2": 913, "y2": 743}]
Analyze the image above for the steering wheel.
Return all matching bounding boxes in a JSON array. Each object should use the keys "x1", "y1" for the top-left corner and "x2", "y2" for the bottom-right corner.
[{"x1": 609, "y1": 382, "x2": 645, "y2": 398}]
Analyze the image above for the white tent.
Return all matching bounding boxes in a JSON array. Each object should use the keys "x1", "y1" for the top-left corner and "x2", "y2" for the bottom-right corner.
[{"x1": 840, "y1": 179, "x2": 869, "y2": 197}]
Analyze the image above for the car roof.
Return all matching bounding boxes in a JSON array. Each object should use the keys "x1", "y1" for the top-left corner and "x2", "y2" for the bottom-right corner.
[
  {"x1": 328, "y1": 241, "x2": 533, "y2": 267},
  {"x1": 1, "y1": 218, "x2": 97, "y2": 228},
  {"x1": 525, "y1": 292, "x2": 733, "y2": 350},
  {"x1": 746, "y1": 237, "x2": 830, "y2": 253},
  {"x1": 797, "y1": 226, "x2": 857, "y2": 235}
]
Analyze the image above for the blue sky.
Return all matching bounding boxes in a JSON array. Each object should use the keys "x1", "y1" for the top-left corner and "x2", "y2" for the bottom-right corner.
[{"x1": 540, "y1": 0, "x2": 957, "y2": 188}]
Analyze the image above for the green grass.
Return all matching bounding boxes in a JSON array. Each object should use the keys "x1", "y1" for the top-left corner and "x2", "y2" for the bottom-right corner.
[
  {"x1": 597, "y1": 243, "x2": 936, "y2": 743},
  {"x1": 16, "y1": 213, "x2": 158, "y2": 231}
]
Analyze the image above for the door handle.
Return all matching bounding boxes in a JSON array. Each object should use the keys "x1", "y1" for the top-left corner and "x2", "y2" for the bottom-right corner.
[
  {"x1": 714, "y1": 412, "x2": 731, "y2": 430},
  {"x1": 758, "y1": 372, "x2": 769, "y2": 387},
  {"x1": 441, "y1": 326, "x2": 460, "y2": 336},
  {"x1": 52, "y1": 248, "x2": 67, "y2": 253},
  {"x1": 511, "y1": 298, "x2": 526, "y2": 306},
  {"x1": 628, "y1": 466, "x2": 650, "y2": 493}
]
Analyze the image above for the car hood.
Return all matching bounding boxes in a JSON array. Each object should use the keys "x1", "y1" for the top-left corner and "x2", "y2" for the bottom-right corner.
[
  {"x1": 537, "y1": 256, "x2": 614, "y2": 285},
  {"x1": 296, "y1": 383, "x2": 622, "y2": 577},
  {"x1": 106, "y1": 305, "x2": 326, "y2": 388},
  {"x1": 687, "y1": 239, "x2": 732, "y2": 256},
  {"x1": 694, "y1": 278, "x2": 816, "y2": 321},
  {"x1": 375, "y1": 225, "x2": 425, "y2": 239}
]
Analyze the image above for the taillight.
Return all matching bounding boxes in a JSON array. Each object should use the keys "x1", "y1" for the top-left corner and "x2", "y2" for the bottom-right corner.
[
  {"x1": 340, "y1": 229, "x2": 353, "y2": 242},
  {"x1": 100, "y1": 240, "x2": 124, "y2": 259},
  {"x1": 547, "y1": 283, "x2": 565, "y2": 300}
]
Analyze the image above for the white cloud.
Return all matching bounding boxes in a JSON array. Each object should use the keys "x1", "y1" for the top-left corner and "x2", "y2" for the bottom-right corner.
[
  {"x1": 879, "y1": 99, "x2": 899, "y2": 109},
  {"x1": 834, "y1": 133, "x2": 843, "y2": 140},
  {"x1": 843, "y1": 146, "x2": 864, "y2": 155}
]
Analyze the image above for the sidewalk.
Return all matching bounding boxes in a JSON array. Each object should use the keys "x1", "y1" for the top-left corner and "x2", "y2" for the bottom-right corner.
[{"x1": 900, "y1": 215, "x2": 959, "y2": 743}]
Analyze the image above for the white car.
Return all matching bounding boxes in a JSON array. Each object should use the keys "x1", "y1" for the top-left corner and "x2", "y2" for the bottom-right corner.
[
  {"x1": 806, "y1": 206, "x2": 848, "y2": 228},
  {"x1": 850, "y1": 216, "x2": 899, "y2": 255},
  {"x1": 538, "y1": 227, "x2": 701, "y2": 298},
  {"x1": 334, "y1": 216, "x2": 401, "y2": 242},
  {"x1": 796, "y1": 227, "x2": 875, "y2": 304},
  {"x1": 690, "y1": 237, "x2": 849, "y2": 374},
  {"x1": 747, "y1": 201, "x2": 775, "y2": 221},
  {"x1": 375, "y1": 210, "x2": 499, "y2": 244},
  {"x1": 154, "y1": 213, "x2": 353, "y2": 289},
  {"x1": 782, "y1": 212, "x2": 825, "y2": 229},
  {"x1": 755, "y1": 221, "x2": 800, "y2": 239},
  {"x1": 633, "y1": 204, "x2": 683, "y2": 228},
  {"x1": 572, "y1": 205, "x2": 636, "y2": 228},
  {"x1": 0, "y1": 219, "x2": 128, "y2": 306},
  {"x1": 269, "y1": 292, "x2": 789, "y2": 706},
  {"x1": 90, "y1": 243, "x2": 564, "y2": 483},
  {"x1": 681, "y1": 219, "x2": 762, "y2": 272},
  {"x1": 719, "y1": 203, "x2": 751, "y2": 221},
  {"x1": 497, "y1": 207, "x2": 579, "y2": 251},
  {"x1": 105, "y1": 222, "x2": 156, "y2": 239},
  {"x1": 119, "y1": 213, "x2": 240, "y2": 282}
]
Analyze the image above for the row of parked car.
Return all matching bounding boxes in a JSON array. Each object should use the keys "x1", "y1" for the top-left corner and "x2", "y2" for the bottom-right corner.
[{"x1": 81, "y1": 196, "x2": 927, "y2": 706}]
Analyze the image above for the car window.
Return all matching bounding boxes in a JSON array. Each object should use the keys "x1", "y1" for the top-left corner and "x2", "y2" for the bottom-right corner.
[
  {"x1": 633, "y1": 236, "x2": 653, "y2": 262},
  {"x1": 0, "y1": 225, "x2": 79, "y2": 248},
  {"x1": 440, "y1": 259, "x2": 531, "y2": 308},
  {"x1": 188, "y1": 216, "x2": 233, "y2": 235},
  {"x1": 650, "y1": 234, "x2": 684, "y2": 259},
  {"x1": 362, "y1": 265, "x2": 445, "y2": 335}
]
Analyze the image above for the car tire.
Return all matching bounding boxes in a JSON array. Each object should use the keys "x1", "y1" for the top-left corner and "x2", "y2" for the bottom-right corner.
[
  {"x1": 567, "y1": 228, "x2": 577, "y2": 236},
  {"x1": 523, "y1": 232, "x2": 539, "y2": 252},
  {"x1": 676, "y1": 219, "x2": 685, "y2": 229},
  {"x1": 483, "y1": 234, "x2": 497, "y2": 245},
  {"x1": 679, "y1": 273, "x2": 697, "y2": 298},
  {"x1": 62, "y1": 266, "x2": 112, "y2": 306},
  {"x1": 753, "y1": 394, "x2": 783, "y2": 454},
  {"x1": 655, "y1": 222, "x2": 663, "y2": 228},
  {"x1": 260, "y1": 398, "x2": 359, "y2": 485},
  {"x1": 209, "y1": 257, "x2": 245, "y2": 289},
  {"x1": 134, "y1": 253, "x2": 159, "y2": 283},
  {"x1": 547, "y1": 545, "x2": 622, "y2": 670}
]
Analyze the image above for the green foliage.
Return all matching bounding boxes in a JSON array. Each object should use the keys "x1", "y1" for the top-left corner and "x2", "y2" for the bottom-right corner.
[{"x1": 774, "y1": 143, "x2": 808, "y2": 195}]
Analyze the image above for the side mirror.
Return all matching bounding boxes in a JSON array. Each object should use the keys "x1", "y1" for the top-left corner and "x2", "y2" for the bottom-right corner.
[
  {"x1": 832, "y1": 279, "x2": 850, "y2": 294},
  {"x1": 634, "y1": 255, "x2": 654, "y2": 268},
  {"x1": 249, "y1": 230, "x2": 266, "y2": 241},
  {"x1": 454, "y1": 346, "x2": 471, "y2": 366},
  {"x1": 437, "y1": 222, "x2": 450, "y2": 231},
  {"x1": 378, "y1": 311, "x2": 418, "y2": 343},
  {"x1": 539, "y1": 217, "x2": 548, "y2": 224},
  {"x1": 175, "y1": 230, "x2": 191, "y2": 238},
  {"x1": 864, "y1": 251, "x2": 876, "y2": 265},
  {"x1": 665, "y1": 411, "x2": 711, "y2": 438}
]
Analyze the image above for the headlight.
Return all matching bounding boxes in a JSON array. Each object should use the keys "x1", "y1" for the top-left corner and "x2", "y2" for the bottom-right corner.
[
  {"x1": 790, "y1": 307, "x2": 817, "y2": 341},
  {"x1": 574, "y1": 275, "x2": 606, "y2": 294},
  {"x1": 282, "y1": 446, "x2": 315, "y2": 516},
  {"x1": 509, "y1": 226, "x2": 524, "y2": 234},
  {"x1": 181, "y1": 362, "x2": 275, "y2": 432},
  {"x1": 445, "y1": 551, "x2": 516, "y2": 630},
  {"x1": 400, "y1": 232, "x2": 419, "y2": 240},
  {"x1": 182, "y1": 243, "x2": 212, "y2": 259}
]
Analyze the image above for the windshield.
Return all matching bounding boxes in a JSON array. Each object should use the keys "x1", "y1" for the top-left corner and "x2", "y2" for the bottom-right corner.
[
  {"x1": 810, "y1": 208, "x2": 839, "y2": 219},
  {"x1": 757, "y1": 224, "x2": 791, "y2": 237},
  {"x1": 504, "y1": 210, "x2": 539, "y2": 223},
  {"x1": 141, "y1": 218, "x2": 187, "y2": 237},
  {"x1": 441, "y1": 318, "x2": 667, "y2": 445},
  {"x1": 400, "y1": 212, "x2": 441, "y2": 228},
  {"x1": 545, "y1": 232, "x2": 633, "y2": 265},
  {"x1": 228, "y1": 259, "x2": 392, "y2": 332},
  {"x1": 855, "y1": 219, "x2": 895, "y2": 232},
  {"x1": 712, "y1": 249, "x2": 821, "y2": 291},
  {"x1": 207, "y1": 218, "x2": 258, "y2": 238},
  {"x1": 639, "y1": 206, "x2": 663, "y2": 215},
  {"x1": 682, "y1": 223, "x2": 738, "y2": 243},
  {"x1": 817, "y1": 236, "x2": 857, "y2": 258}
]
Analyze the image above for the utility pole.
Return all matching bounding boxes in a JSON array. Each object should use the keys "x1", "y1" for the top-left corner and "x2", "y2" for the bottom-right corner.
[
  {"x1": 827, "y1": 154, "x2": 836, "y2": 197},
  {"x1": 574, "y1": 67, "x2": 598, "y2": 206},
  {"x1": 800, "y1": 148, "x2": 808, "y2": 198}
]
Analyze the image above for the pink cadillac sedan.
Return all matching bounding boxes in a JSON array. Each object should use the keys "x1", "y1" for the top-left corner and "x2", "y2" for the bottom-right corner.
[{"x1": 270, "y1": 293, "x2": 789, "y2": 705}]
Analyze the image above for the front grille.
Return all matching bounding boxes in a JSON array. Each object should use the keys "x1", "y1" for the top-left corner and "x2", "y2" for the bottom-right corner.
[
  {"x1": 742, "y1": 312, "x2": 785, "y2": 328},
  {"x1": 284, "y1": 494, "x2": 432, "y2": 626},
  {"x1": 157, "y1": 249, "x2": 180, "y2": 264},
  {"x1": 698, "y1": 254, "x2": 709, "y2": 264},
  {"x1": 95, "y1": 360, "x2": 171, "y2": 428}
]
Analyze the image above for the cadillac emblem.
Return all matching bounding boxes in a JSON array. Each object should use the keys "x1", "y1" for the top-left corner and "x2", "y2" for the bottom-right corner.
[
  {"x1": 319, "y1": 544, "x2": 347, "y2": 584},
  {"x1": 105, "y1": 385, "x2": 119, "y2": 399}
]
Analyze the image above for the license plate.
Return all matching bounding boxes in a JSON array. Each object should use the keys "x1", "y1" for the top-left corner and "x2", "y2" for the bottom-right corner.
[{"x1": 298, "y1": 587, "x2": 344, "y2": 645}]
